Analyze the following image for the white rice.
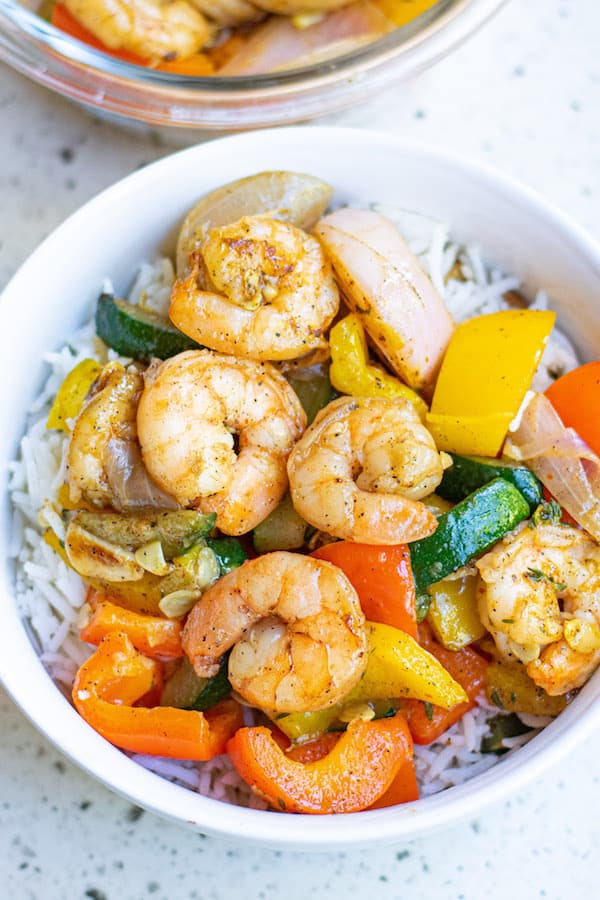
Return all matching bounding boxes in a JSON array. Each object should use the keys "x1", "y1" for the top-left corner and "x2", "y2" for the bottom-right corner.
[{"x1": 8, "y1": 210, "x2": 561, "y2": 811}]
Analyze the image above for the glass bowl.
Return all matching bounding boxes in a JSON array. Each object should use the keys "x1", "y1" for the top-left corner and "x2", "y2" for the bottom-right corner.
[{"x1": 0, "y1": 0, "x2": 504, "y2": 131}]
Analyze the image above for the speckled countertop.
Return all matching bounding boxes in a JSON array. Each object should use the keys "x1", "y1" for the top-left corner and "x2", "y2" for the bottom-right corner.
[{"x1": 2, "y1": 1, "x2": 600, "y2": 897}]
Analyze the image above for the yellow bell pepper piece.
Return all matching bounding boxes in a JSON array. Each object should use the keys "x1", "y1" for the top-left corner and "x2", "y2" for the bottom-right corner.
[
  {"x1": 43, "y1": 528, "x2": 70, "y2": 567},
  {"x1": 275, "y1": 621, "x2": 467, "y2": 740},
  {"x1": 485, "y1": 659, "x2": 566, "y2": 717},
  {"x1": 329, "y1": 314, "x2": 428, "y2": 421},
  {"x1": 426, "y1": 310, "x2": 555, "y2": 456},
  {"x1": 46, "y1": 359, "x2": 102, "y2": 432},
  {"x1": 427, "y1": 574, "x2": 485, "y2": 651},
  {"x1": 349, "y1": 621, "x2": 468, "y2": 707},
  {"x1": 372, "y1": 0, "x2": 438, "y2": 27}
]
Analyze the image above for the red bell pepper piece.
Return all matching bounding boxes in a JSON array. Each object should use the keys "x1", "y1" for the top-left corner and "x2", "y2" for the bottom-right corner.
[
  {"x1": 80, "y1": 591, "x2": 184, "y2": 660},
  {"x1": 227, "y1": 713, "x2": 414, "y2": 814},
  {"x1": 287, "y1": 727, "x2": 419, "y2": 808},
  {"x1": 311, "y1": 543, "x2": 417, "y2": 638},
  {"x1": 545, "y1": 361, "x2": 600, "y2": 457},
  {"x1": 402, "y1": 623, "x2": 488, "y2": 745},
  {"x1": 72, "y1": 632, "x2": 243, "y2": 759}
]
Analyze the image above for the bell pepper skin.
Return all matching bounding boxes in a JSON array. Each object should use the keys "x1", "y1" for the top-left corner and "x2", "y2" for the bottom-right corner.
[
  {"x1": 274, "y1": 620, "x2": 467, "y2": 742},
  {"x1": 427, "y1": 310, "x2": 555, "y2": 456},
  {"x1": 402, "y1": 623, "x2": 488, "y2": 744},
  {"x1": 427, "y1": 574, "x2": 485, "y2": 651},
  {"x1": 286, "y1": 728, "x2": 420, "y2": 808},
  {"x1": 46, "y1": 358, "x2": 102, "y2": 432},
  {"x1": 485, "y1": 658, "x2": 567, "y2": 717},
  {"x1": 350, "y1": 622, "x2": 468, "y2": 708},
  {"x1": 329, "y1": 314, "x2": 427, "y2": 420},
  {"x1": 369, "y1": 755, "x2": 420, "y2": 808},
  {"x1": 72, "y1": 632, "x2": 243, "y2": 759},
  {"x1": 311, "y1": 542, "x2": 417, "y2": 638},
  {"x1": 545, "y1": 361, "x2": 600, "y2": 456},
  {"x1": 80, "y1": 591, "x2": 184, "y2": 659},
  {"x1": 227, "y1": 713, "x2": 414, "y2": 814}
]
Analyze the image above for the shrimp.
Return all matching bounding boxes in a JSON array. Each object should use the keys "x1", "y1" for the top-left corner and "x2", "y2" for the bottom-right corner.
[
  {"x1": 287, "y1": 396, "x2": 447, "y2": 544},
  {"x1": 64, "y1": 0, "x2": 211, "y2": 64},
  {"x1": 190, "y1": 0, "x2": 263, "y2": 27},
  {"x1": 476, "y1": 523, "x2": 600, "y2": 694},
  {"x1": 169, "y1": 216, "x2": 339, "y2": 362},
  {"x1": 182, "y1": 551, "x2": 368, "y2": 712},
  {"x1": 136, "y1": 350, "x2": 306, "y2": 535}
]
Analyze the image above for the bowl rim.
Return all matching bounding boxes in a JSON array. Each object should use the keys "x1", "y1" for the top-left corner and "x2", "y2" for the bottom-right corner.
[
  {"x1": 0, "y1": 0, "x2": 506, "y2": 127},
  {"x1": 2, "y1": 126, "x2": 600, "y2": 849}
]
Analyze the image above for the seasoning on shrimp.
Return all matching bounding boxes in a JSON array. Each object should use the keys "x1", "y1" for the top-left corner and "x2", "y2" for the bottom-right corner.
[
  {"x1": 136, "y1": 349, "x2": 306, "y2": 535},
  {"x1": 169, "y1": 216, "x2": 339, "y2": 361},
  {"x1": 182, "y1": 551, "x2": 368, "y2": 712},
  {"x1": 63, "y1": 0, "x2": 212, "y2": 64},
  {"x1": 287, "y1": 395, "x2": 449, "y2": 544},
  {"x1": 476, "y1": 523, "x2": 600, "y2": 693}
]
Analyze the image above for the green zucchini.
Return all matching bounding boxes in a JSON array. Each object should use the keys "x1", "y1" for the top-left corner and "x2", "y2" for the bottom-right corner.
[
  {"x1": 410, "y1": 478, "x2": 530, "y2": 594},
  {"x1": 253, "y1": 494, "x2": 308, "y2": 553},
  {"x1": 161, "y1": 655, "x2": 230, "y2": 711},
  {"x1": 96, "y1": 293, "x2": 200, "y2": 361},
  {"x1": 286, "y1": 370, "x2": 336, "y2": 426},
  {"x1": 73, "y1": 509, "x2": 216, "y2": 559},
  {"x1": 480, "y1": 713, "x2": 532, "y2": 754},
  {"x1": 206, "y1": 537, "x2": 247, "y2": 575},
  {"x1": 438, "y1": 453, "x2": 542, "y2": 513}
]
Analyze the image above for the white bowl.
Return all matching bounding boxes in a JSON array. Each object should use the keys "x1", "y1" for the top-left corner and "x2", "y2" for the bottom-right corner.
[{"x1": 1, "y1": 127, "x2": 600, "y2": 849}]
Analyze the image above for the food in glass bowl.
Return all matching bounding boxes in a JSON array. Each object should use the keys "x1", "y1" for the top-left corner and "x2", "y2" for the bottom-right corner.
[
  {"x1": 11, "y1": 168, "x2": 600, "y2": 816},
  {"x1": 34, "y1": 0, "x2": 439, "y2": 75}
]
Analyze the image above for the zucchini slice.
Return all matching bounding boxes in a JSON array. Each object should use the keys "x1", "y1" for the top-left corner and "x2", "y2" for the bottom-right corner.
[
  {"x1": 96, "y1": 293, "x2": 200, "y2": 361},
  {"x1": 206, "y1": 537, "x2": 247, "y2": 575},
  {"x1": 438, "y1": 452, "x2": 542, "y2": 513},
  {"x1": 286, "y1": 371, "x2": 336, "y2": 426},
  {"x1": 410, "y1": 478, "x2": 530, "y2": 593},
  {"x1": 253, "y1": 494, "x2": 308, "y2": 554},
  {"x1": 161, "y1": 655, "x2": 231, "y2": 711}
]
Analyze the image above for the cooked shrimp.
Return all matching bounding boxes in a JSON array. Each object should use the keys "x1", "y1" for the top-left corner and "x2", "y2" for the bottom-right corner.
[
  {"x1": 137, "y1": 350, "x2": 306, "y2": 535},
  {"x1": 477, "y1": 523, "x2": 600, "y2": 694},
  {"x1": 182, "y1": 551, "x2": 368, "y2": 712},
  {"x1": 67, "y1": 362, "x2": 141, "y2": 509},
  {"x1": 64, "y1": 0, "x2": 211, "y2": 64},
  {"x1": 287, "y1": 396, "x2": 446, "y2": 544},
  {"x1": 190, "y1": 0, "x2": 263, "y2": 26},
  {"x1": 169, "y1": 216, "x2": 339, "y2": 361},
  {"x1": 253, "y1": 0, "x2": 350, "y2": 13}
]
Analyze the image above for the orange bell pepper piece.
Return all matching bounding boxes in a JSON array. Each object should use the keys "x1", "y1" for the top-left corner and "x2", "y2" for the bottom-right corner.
[
  {"x1": 227, "y1": 713, "x2": 413, "y2": 814},
  {"x1": 311, "y1": 543, "x2": 417, "y2": 638},
  {"x1": 286, "y1": 728, "x2": 419, "y2": 809},
  {"x1": 80, "y1": 591, "x2": 184, "y2": 660},
  {"x1": 51, "y1": 5, "x2": 214, "y2": 74},
  {"x1": 369, "y1": 756, "x2": 420, "y2": 808},
  {"x1": 402, "y1": 623, "x2": 488, "y2": 745},
  {"x1": 73, "y1": 632, "x2": 243, "y2": 759},
  {"x1": 545, "y1": 361, "x2": 600, "y2": 456}
]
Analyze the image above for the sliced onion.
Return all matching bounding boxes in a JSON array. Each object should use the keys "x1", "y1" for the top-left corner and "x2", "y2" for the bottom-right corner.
[
  {"x1": 105, "y1": 438, "x2": 179, "y2": 512},
  {"x1": 504, "y1": 392, "x2": 600, "y2": 540}
]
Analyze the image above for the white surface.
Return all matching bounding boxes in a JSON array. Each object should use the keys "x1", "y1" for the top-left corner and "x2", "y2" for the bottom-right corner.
[{"x1": 1, "y1": 0, "x2": 599, "y2": 895}]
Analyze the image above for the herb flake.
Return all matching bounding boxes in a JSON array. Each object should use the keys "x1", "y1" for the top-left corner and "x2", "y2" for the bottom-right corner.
[{"x1": 525, "y1": 567, "x2": 566, "y2": 592}]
